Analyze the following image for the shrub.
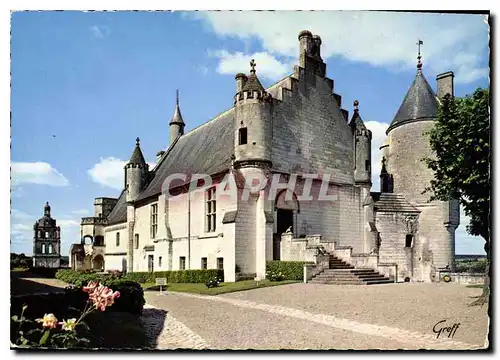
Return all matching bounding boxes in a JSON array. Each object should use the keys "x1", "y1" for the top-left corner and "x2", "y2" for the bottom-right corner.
[
  {"x1": 454, "y1": 259, "x2": 488, "y2": 274},
  {"x1": 55, "y1": 270, "x2": 144, "y2": 314},
  {"x1": 205, "y1": 277, "x2": 222, "y2": 288},
  {"x1": 266, "y1": 261, "x2": 313, "y2": 280},
  {"x1": 266, "y1": 270, "x2": 285, "y2": 282},
  {"x1": 124, "y1": 269, "x2": 224, "y2": 284}
]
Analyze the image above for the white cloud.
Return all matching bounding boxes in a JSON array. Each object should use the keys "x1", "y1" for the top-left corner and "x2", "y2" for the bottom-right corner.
[
  {"x1": 88, "y1": 157, "x2": 126, "y2": 190},
  {"x1": 90, "y1": 25, "x2": 110, "y2": 38},
  {"x1": 88, "y1": 157, "x2": 155, "y2": 190},
  {"x1": 11, "y1": 209, "x2": 32, "y2": 221},
  {"x1": 210, "y1": 50, "x2": 295, "y2": 80},
  {"x1": 11, "y1": 162, "x2": 69, "y2": 187},
  {"x1": 193, "y1": 11, "x2": 489, "y2": 84},
  {"x1": 365, "y1": 120, "x2": 389, "y2": 191}
]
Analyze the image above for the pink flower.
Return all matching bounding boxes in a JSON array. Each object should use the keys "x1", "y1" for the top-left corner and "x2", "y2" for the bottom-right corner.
[
  {"x1": 36, "y1": 313, "x2": 58, "y2": 329},
  {"x1": 83, "y1": 281, "x2": 99, "y2": 294},
  {"x1": 86, "y1": 283, "x2": 120, "y2": 311}
]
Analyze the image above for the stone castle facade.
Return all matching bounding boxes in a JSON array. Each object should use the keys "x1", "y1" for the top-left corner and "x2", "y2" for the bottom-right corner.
[{"x1": 73, "y1": 30, "x2": 459, "y2": 282}]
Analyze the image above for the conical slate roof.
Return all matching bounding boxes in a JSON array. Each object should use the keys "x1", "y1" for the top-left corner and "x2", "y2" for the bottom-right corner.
[
  {"x1": 128, "y1": 138, "x2": 147, "y2": 166},
  {"x1": 242, "y1": 73, "x2": 265, "y2": 92},
  {"x1": 387, "y1": 70, "x2": 438, "y2": 134},
  {"x1": 169, "y1": 103, "x2": 184, "y2": 125}
]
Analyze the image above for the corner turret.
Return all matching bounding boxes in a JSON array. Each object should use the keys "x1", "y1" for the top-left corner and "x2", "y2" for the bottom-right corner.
[
  {"x1": 233, "y1": 59, "x2": 273, "y2": 168},
  {"x1": 169, "y1": 90, "x2": 185, "y2": 145},
  {"x1": 125, "y1": 137, "x2": 149, "y2": 203},
  {"x1": 350, "y1": 100, "x2": 372, "y2": 185}
]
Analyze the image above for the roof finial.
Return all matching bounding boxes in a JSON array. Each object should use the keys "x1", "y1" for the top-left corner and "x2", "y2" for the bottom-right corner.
[
  {"x1": 250, "y1": 59, "x2": 256, "y2": 75},
  {"x1": 136, "y1": 137, "x2": 140, "y2": 146},
  {"x1": 416, "y1": 39, "x2": 423, "y2": 72},
  {"x1": 176, "y1": 89, "x2": 179, "y2": 106},
  {"x1": 353, "y1": 99, "x2": 359, "y2": 112}
]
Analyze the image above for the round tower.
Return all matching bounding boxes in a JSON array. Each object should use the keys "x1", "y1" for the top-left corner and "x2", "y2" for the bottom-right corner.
[
  {"x1": 125, "y1": 137, "x2": 149, "y2": 203},
  {"x1": 169, "y1": 90, "x2": 185, "y2": 145},
  {"x1": 351, "y1": 100, "x2": 372, "y2": 187},
  {"x1": 385, "y1": 47, "x2": 458, "y2": 271},
  {"x1": 233, "y1": 59, "x2": 273, "y2": 169}
]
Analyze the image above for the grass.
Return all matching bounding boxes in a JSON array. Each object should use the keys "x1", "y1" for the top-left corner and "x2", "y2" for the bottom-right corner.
[
  {"x1": 467, "y1": 284, "x2": 486, "y2": 289},
  {"x1": 142, "y1": 279, "x2": 298, "y2": 295}
]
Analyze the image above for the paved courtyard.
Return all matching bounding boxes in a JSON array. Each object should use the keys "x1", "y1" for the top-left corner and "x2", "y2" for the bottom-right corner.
[{"x1": 144, "y1": 282, "x2": 490, "y2": 350}]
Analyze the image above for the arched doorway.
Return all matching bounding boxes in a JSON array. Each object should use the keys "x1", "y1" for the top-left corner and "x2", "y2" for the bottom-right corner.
[
  {"x1": 274, "y1": 189, "x2": 300, "y2": 260},
  {"x1": 92, "y1": 254, "x2": 104, "y2": 271}
]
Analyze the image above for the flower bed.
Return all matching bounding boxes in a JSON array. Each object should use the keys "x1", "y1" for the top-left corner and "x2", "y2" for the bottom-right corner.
[{"x1": 11, "y1": 281, "x2": 132, "y2": 349}]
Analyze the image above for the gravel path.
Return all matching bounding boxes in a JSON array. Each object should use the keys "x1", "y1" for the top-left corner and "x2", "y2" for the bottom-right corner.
[{"x1": 144, "y1": 283, "x2": 489, "y2": 350}]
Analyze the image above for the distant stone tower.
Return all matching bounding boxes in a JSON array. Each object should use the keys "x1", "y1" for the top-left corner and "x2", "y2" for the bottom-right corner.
[
  {"x1": 33, "y1": 202, "x2": 61, "y2": 268},
  {"x1": 233, "y1": 59, "x2": 274, "y2": 279},
  {"x1": 124, "y1": 137, "x2": 149, "y2": 272},
  {"x1": 383, "y1": 44, "x2": 459, "y2": 271},
  {"x1": 169, "y1": 90, "x2": 185, "y2": 145}
]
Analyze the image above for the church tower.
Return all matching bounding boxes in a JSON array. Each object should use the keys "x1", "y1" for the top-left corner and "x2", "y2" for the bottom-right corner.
[
  {"x1": 33, "y1": 202, "x2": 61, "y2": 268},
  {"x1": 169, "y1": 90, "x2": 185, "y2": 145},
  {"x1": 383, "y1": 41, "x2": 459, "y2": 271}
]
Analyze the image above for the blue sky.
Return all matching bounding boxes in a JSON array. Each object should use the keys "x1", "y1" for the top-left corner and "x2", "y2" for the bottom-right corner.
[{"x1": 10, "y1": 11, "x2": 489, "y2": 256}]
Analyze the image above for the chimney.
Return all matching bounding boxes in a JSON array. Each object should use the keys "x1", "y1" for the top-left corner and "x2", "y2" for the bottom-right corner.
[
  {"x1": 436, "y1": 71, "x2": 454, "y2": 98},
  {"x1": 235, "y1": 73, "x2": 248, "y2": 93}
]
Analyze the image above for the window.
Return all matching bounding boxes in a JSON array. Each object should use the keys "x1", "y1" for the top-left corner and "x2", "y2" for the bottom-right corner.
[
  {"x1": 38, "y1": 230, "x2": 41, "y2": 238},
  {"x1": 217, "y1": 257, "x2": 224, "y2": 270},
  {"x1": 48, "y1": 244, "x2": 53, "y2": 254},
  {"x1": 134, "y1": 234, "x2": 139, "y2": 249},
  {"x1": 405, "y1": 235, "x2": 413, "y2": 248},
  {"x1": 116, "y1": 232, "x2": 120, "y2": 247},
  {"x1": 179, "y1": 256, "x2": 186, "y2": 270},
  {"x1": 150, "y1": 204, "x2": 158, "y2": 238},
  {"x1": 41, "y1": 244, "x2": 46, "y2": 254},
  {"x1": 201, "y1": 257, "x2": 208, "y2": 269},
  {"x1": 158, "y1": 256, "x2": 162, "y2": 268},
  {"x1": 206, "y1": 187, "x2": 216, "y2": 232},
  {"x1": 238, "y1": 127, "x2": 248, "y2": 145},
  {"x1": 365, "y1": 159, "x2": 371, "y2": 171},
  {"x1": 45, "y1": 231, "x2": 49, "y2": 238}
]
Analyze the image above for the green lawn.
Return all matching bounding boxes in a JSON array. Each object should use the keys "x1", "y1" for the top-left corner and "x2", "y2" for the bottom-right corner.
[
  {"x1": 467, "y1": 284, "x2": 486, "y2": 289},
  {"x1": 142, "y1": 279, "x2": 298, "y2": 295}
]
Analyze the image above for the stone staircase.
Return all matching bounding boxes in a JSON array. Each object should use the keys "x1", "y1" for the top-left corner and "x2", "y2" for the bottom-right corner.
[{"x1": 310, "y1": 255, "x2": 394, "y2": 285}]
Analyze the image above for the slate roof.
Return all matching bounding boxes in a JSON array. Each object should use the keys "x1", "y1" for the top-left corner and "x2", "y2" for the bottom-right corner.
[
  {"x1": 371, "y1": 192, "x2": 420, "y2": 213},
  {"x1": 129, "y1": 143, "x2": 147, "y2": 166},
  {"x1": 170, "y1": 103, "x2": 185, "y2": 125},
  {"x1": 242, "y1": 73, "x2": 264, "y2": 92},
  {"x1": 387, "y1": 70, "x2": 438, "y2": 134},
  {"x1": 136, "y1": 108, "x2": 235, "y2": 202},
  {"x1": 222, "y1": 211, "x2": 238, "y2": 224},
  {"x1": 106, "y1": 190, "x2": 127, "y2": 225}
]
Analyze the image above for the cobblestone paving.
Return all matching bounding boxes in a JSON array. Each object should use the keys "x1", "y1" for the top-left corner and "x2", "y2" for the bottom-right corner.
[
  {"x1": 144, "y1": 283, "x2": 490, "y2": 350},
  {"x1": 142, "y1": 304, "x2": 209, "y2": 350}
]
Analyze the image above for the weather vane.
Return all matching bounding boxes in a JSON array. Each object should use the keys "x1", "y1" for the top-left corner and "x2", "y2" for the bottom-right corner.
[
  {"x1": 250, "y1": 59, "x2": 256, "y2": 74},
  {"x1": 416, "y1": 39, "x2": 423, "y2": 70}
]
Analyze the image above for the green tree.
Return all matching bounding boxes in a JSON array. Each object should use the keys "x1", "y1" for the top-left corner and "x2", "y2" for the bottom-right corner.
[{"x1": 424, "y1": 88, "x2": 490, "y2": 305}]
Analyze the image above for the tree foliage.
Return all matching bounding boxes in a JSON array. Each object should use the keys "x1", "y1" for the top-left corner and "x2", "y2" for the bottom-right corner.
[{"x1": 424, "y1": 88, "x2": 490, "y2": 246}]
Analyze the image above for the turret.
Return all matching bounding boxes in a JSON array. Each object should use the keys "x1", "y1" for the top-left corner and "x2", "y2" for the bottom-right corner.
[
  {"x1": 350, "y1": 100, "x2": 372, "y2": 185},
  {"x1": 233, "y1": 59, "x2": 273, "y2": 168},
  {"x1": 44, "y1": 201, "x2": 51, "y2": 217},
  {"x1": 125, "y1": 137, "x2": 149, "y2": 203},
  {"x1": 298, "y1": 30, "x2": 326, "y2": 77},
  {"x1": 169, "y1": 90, "x2": 185, "y2": 145}
]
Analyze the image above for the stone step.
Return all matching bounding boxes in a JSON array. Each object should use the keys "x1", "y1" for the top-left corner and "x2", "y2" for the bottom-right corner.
[
  {"x1": 310, "y1": 279, "x2": 365, "y2": 285},
  {"x1": 323, "y1": 268, "x2": 373, "y2": 273},
  {"x1": 364, "y1": 279, "x2": 395, "y2": 285}
]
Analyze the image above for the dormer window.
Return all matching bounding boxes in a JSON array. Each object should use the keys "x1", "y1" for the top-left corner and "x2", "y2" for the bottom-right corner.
[{"x1": 238, "y1": 127, "x2": 248, "y2": 145}]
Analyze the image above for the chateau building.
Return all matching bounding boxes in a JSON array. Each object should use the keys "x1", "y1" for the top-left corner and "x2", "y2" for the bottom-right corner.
[
  {"x1": 33, "y1": 202, "x2": 61, "y2": 268},
  {"x1": 75, "y1": 30, "x2": 459, "y2": 282}
]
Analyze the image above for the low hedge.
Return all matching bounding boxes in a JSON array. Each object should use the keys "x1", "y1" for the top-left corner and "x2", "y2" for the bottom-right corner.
[
  {"x1": 125, "y1": 269, "x2": 224, "y2": 284},
  {"x1": 54, "y1": 270, "x2": 144, "y2": 314},
  {"x1": 266, "y1": 261, "x2": 313, "y2": 280}
]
